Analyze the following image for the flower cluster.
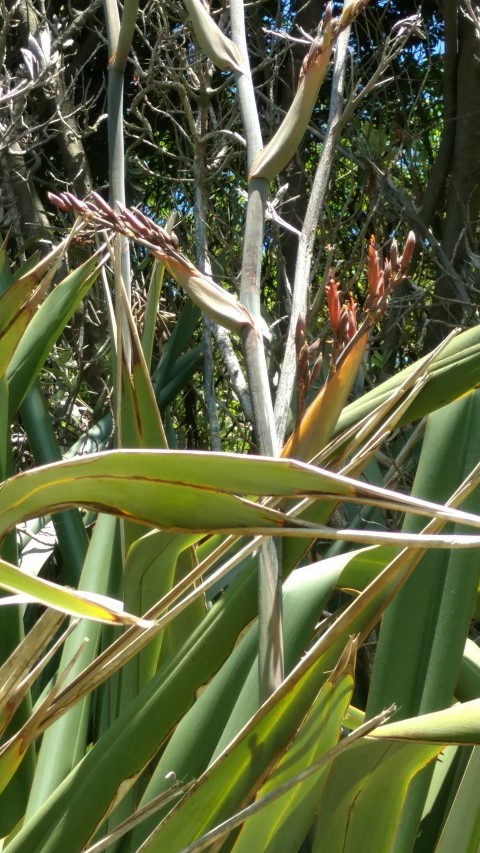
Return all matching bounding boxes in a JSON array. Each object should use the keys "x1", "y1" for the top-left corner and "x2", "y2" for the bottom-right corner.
[
  {"x1": 366, "y1": 231, "x2": 415, "y2": 314},
  {"x1": 326, "y1": 275, "x2": 357, "y2": 353},
  {"x1": 295, "y1": 315, "x2": 321, "y2": 425},
  {"x1": 325, "y1": 230, "x2": 416, "y2": 361},
  {"x1": 48, "y1": 191, "x2": 183, "y2": 263}
]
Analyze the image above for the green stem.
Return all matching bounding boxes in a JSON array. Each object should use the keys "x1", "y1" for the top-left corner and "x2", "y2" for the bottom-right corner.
[{"x1": 230, "y1": 0, "x2": 283, "y2": 701}]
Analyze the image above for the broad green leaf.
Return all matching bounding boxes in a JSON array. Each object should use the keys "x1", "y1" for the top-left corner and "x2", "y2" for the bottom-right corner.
[
  {"x1": 5, "y1": 490, "x2": 466, "y2": 853},
  {"x1": 334, "y1": 544, "x2": 395, "y2": 591},
  {"x1": 0, "y1": 238, "x2": 69, "y2": 337},
  {"x1": 231, "y1": 640, "x2": 355, "y2": 853},
  {"x1": 154, "y1": 543, "x2": 206, "y2": 669},
  {"x1": 0, "y1": 310, "x2": 34, "y2": 379},
  {"x1": 24, "y1": 515, "x2": 120, "y2": 819},
  {"x1": 138, "y1": 653, "x2": 480, "y2": 852},
  {"x1": 127, "y1": 639, "x2": 357, "y2": 853},
  {"x1": 311, "y1": 738, "x2": 443, "y2": 852},
  {"x1": 121, "y1": 531, "x2": 200, "y2": 699},
  {"x1": 0, "y1": 244, "x2": 15, "y2": 294},
  {"x1": 456, "y1": 638, "x2": 480, "y2": 702},
  {"x1": 120, "y1": 322, "x2": 168, "y2": 553},
  {"x1": 20, "y1": 382, "x2": 89, "y2": 587},
  {"x1": 370, "y1": 699, "x2": 480, "y2": 744},
  {"x1": 155, "y1": 345, "x2": 203, "y2": 411},
  {"x1": 152, "y1": 299, "x2": 200, "y2": 395},
  {"x1": 142, "y1": 261, "x2": 165, "y2": 371},
  {"x1": 334, "y1": 324, "x2": 480, "y2": 445},
  {"x1": 366, "y1": 392, "x2": 480, "y2": 850},
  {"x1": 0, "y1": 616, "x2": 82, "y2": 799},
  {"x1": 436, "y1": 746, "x2": 480, "y2": 853},
  {"x1": 124, "y1": 554, "x2": 348, "y2": 850},
  {"x1": 7, "y1": 252, "x2": 105, "y2": 414},
  {"x1": 127, "y1": 703, "x2": 480, "y2": 853},
  {"x1": 1, "y1": 451, "x2": 480, "y2": 541}
]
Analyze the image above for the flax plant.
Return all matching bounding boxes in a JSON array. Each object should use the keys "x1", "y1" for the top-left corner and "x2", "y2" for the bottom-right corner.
[{"x1": 1, "y1": 1, "x2": 480, "y2": 852}]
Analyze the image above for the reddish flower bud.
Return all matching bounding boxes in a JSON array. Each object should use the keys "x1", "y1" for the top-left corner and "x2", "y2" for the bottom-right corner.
[
  {"x1": 390, "y1": 239, "x2": 399, "y2": 273},
  {"x1": 375, "y1": 271, "x2": 385, "y2": 301},
  {"x1": 295, "y1": 314, "x2": 306, "y2": 356},
  {"x1": 48, "y1": 192, "x2": 70, "y2": 212},
  {"x1": 297, "y1": 345, "x2": 309, "y2": 379},
  {"x1": 337, "y1": 307, "x2": 348, "y2": 341},
  {"x1": 383, "y1": 261, "x2": 391, "y2": 292},
  {"x1": 326, "y1": 277, "x2": 341, "y2": 333},
  {"x1": 118, "y1": 205, "x2": 152, "y2": 239},
  {"x1": 368, "y1": 235, "x2": 380, "y2": 300},
  {"x1": 346, "y1": 294, "x2": 357, "y2": 338},
  {"x1": 90, "y1": 191, "x2": 113, "y2": 217},
  {"x1": 62, "y1": 192, "x2": 88, "y2": 216},
  {"x1": 310, "y1": 352, "x2": 323, "y2": 386},
  {"x1": 399, "y1": 230, "x2": 415, "y2": 273}
]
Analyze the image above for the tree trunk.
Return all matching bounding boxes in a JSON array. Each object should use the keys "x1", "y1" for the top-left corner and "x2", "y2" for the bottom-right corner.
[{"x1": 425, "y1": 0, "x2": 480, "y2": 347}]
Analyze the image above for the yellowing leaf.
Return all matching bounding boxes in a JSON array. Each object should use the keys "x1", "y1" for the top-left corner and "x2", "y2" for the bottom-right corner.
[
  {"x1": 282, "y1": 334, "x2": 368, "y2": 461},
  {"x1": 0, "y1": 557, "x2": 154, "y2": 627}
]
